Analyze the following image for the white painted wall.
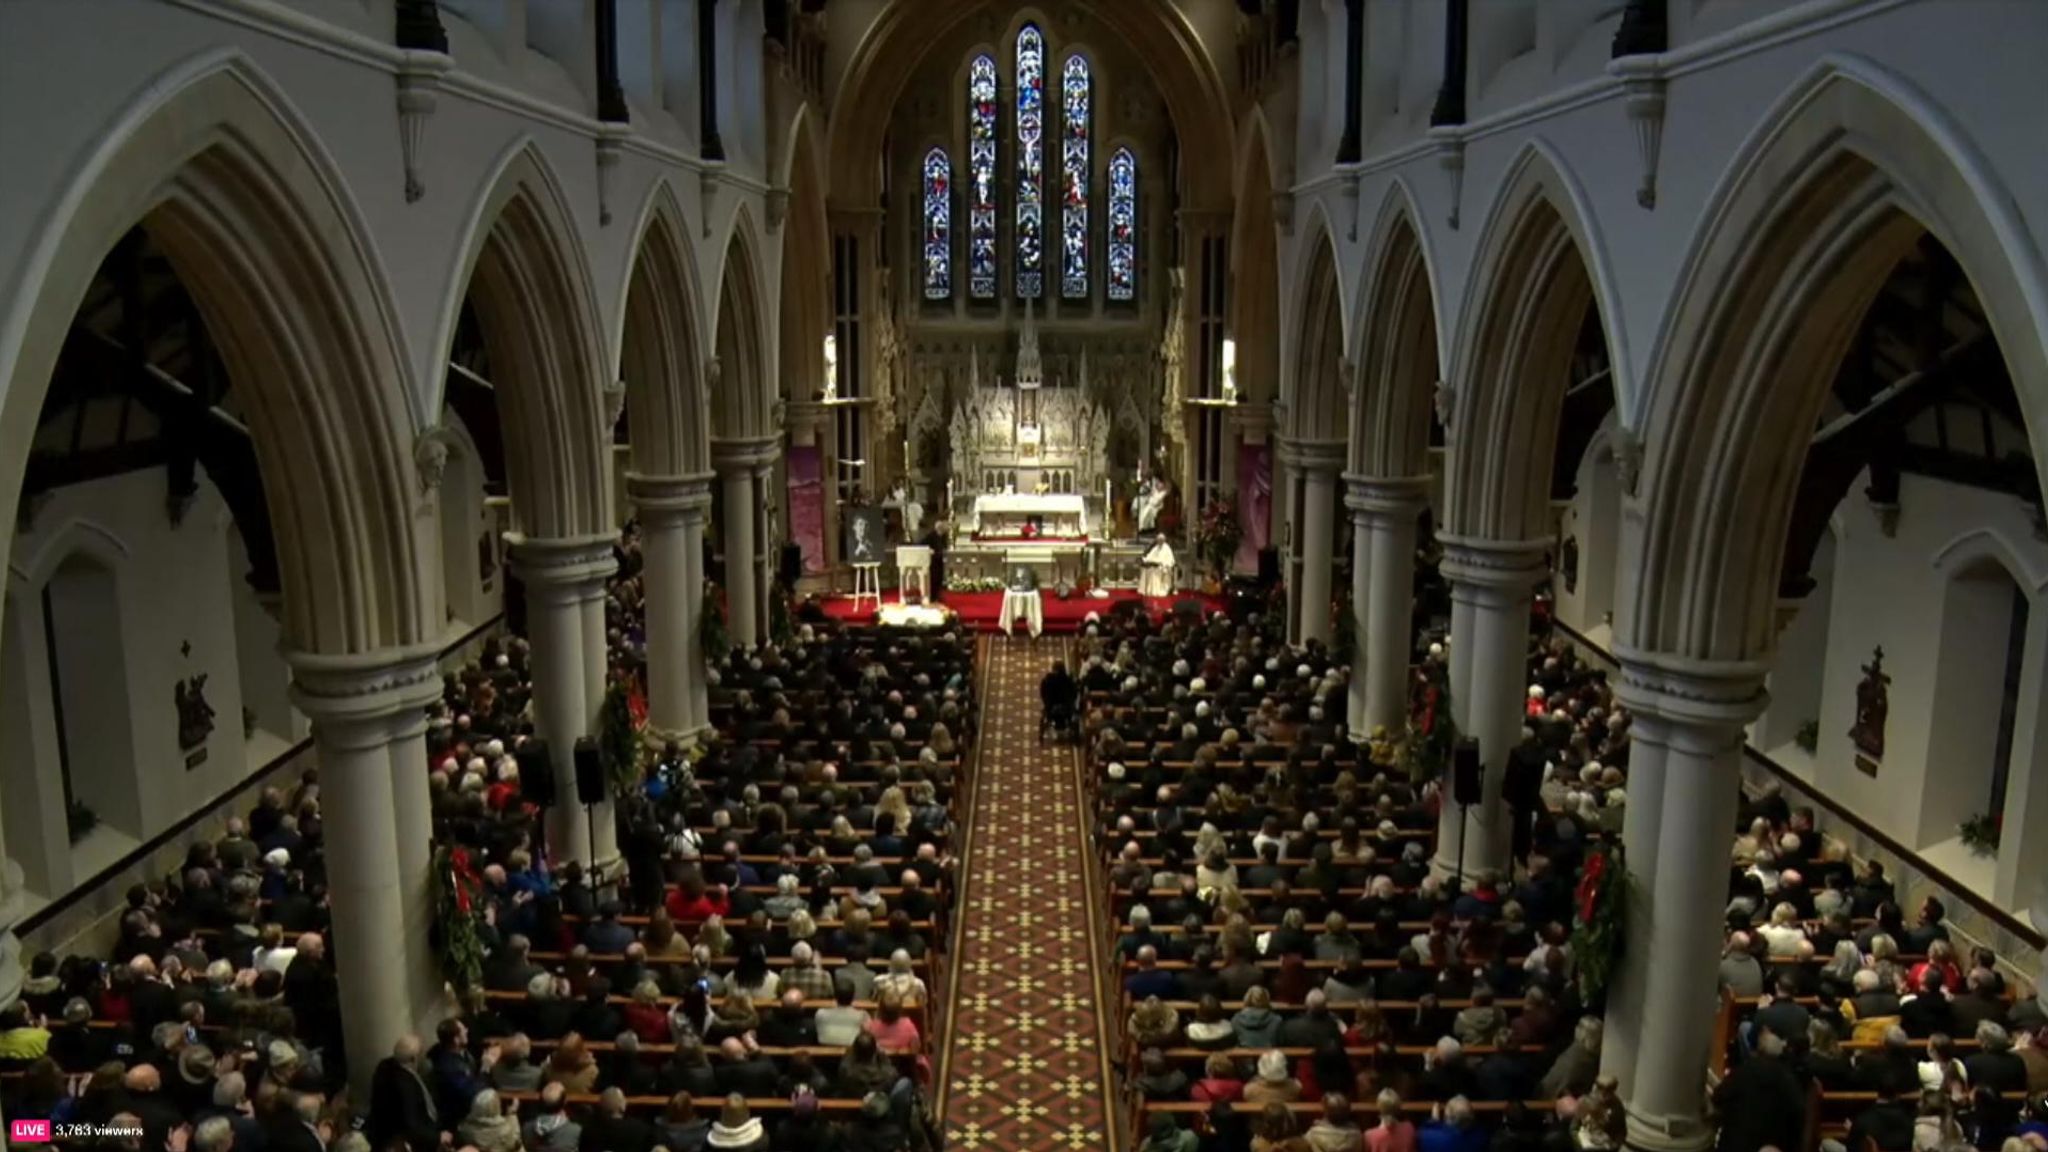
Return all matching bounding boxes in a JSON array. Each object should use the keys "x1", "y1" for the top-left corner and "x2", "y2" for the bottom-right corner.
[{"x1": 1, "y1": 468, "x2": 261, "y2": 899}]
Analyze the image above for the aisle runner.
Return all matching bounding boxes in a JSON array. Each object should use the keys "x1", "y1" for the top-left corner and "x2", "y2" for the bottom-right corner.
[{"x1": 938, "y1": 637, "x2": 1115, "y2": 1150}]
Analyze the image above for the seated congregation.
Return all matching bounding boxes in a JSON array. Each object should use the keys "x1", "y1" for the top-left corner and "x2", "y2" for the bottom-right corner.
[
  {"x1": 1069, "y1": 600, "x2": 2048, "y2": 1152},
  {"x1": 0, "y1": 523, "x2": 974, "y2": 1152}
]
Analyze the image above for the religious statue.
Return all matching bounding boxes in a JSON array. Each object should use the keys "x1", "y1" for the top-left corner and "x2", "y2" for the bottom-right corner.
[
  {"x1": 176, "y1": 673, "x2": 216, "y2": 752},
  {"x1": 1135, "y1": 474, "x2": 1170, "y2": 534},
  {"x1": 1561, "y1": 535, "x2": 1580, "y2": 595},
  {"x1": 1850, "y1": 646, "x2": 1891, "y2": 761}
]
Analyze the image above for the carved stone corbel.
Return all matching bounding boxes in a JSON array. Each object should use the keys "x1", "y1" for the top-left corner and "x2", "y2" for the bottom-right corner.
[
  {"x1": 1613, "y1": 58, "x2": 1668, "y2": 210},
  {"x1": 1433, "y1": 379, "x2": 1456, "y2": 434},
  {"x1": 1870, "y1": 500, "x2": 1901, "y2": 538},
  {"x1": 414, "y1": 424, "x2": 461, "y2": 500},
  {"x1": 595, "y1": 127, "x2": 627, "y2": 227},
  {"x1": 394, "y1": 54, "x2": 450, "y2": 204},
  {"x1": 603, "y1": 381, "x2": 628, "y2": 433},
  {"x1": 766, "y1": 187, "x2": 790, "y2": 233},
  {"x1": 1430, "y1": 129, "x2": 1466, "y2": 231},
  {"x1": 702, "y1": 357, "x2": 722, "y2": 409},
  {"x1": 1611, "y1": 428, "x2": 1643, "y2": 497},
  {"x1": 1272, "y1": 191, "x2": 1295, "y2": 237},
  {"x1": 1340, "y1": 172, "x2": 1361, "y2": 242},
  {"x1": 700, "y1": 169, "x2": 720, "y2": 238}
]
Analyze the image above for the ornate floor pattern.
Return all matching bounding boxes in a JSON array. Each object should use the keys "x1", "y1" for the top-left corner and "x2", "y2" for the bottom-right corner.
[{"x1": 938, "y1": 636, "x2": 1117, "y2": 1151}]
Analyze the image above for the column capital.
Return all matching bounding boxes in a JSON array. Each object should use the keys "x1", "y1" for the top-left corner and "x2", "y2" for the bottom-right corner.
[
  {"x1": 710, "y1": 435, "x2": 782, "y2": 471},
  {"x1": 505, "y1": 532, "x2": 618, "y2": 593},
  {"x1": 1437, "y1": 533, "x2": 1547, "y2": 591},
  {"x1": 1276, "y1": 436, "x2": 1347, "y2": 473},
  {"x1": 784, "y1": 400, "x2": 829, "y2": 440},
  {"x1": 1228, "y1": 402, "x2": 1275, "y2": 440},
  {"x1": 627, "y1": 471, "x2": 717, "y2": 526},
  {"x1": 1612, "y1": 645, "x2": 1770, "y2": 744},
  {"x1": 286, "y1": 643, "x2": 444, "y2": 747},
  {"x1": 1345, "y1": 473, "x2": 1432, "y2": 517}
]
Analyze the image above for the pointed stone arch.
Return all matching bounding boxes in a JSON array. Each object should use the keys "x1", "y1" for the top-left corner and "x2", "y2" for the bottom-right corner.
[
  {"x1": 1624, "y1": 56, "x2": 2048, "y2": 663},
  {"x1": 1285, "y1": 217, "x2": 1347, "y2": 442},
  {"x1": 712, "y1": 207, "x2": 773, "y2": 442},
  {"x1": 620, "y1": 180, "x2": 711, "y2": 478},
  {"x1": 1351, "y1": 181, "x2": 1444, "y2": 480},
  {"x1": 779, "y1": 112, "x2": 832, "y2": 404},
  {"x1": 438, "y1": 139, "x2": 614, "y2": 540},
  {"x1": 0, "y1": 50, "x2": 429, "y2": 655},
  {"x1": 1229, "y1": 113, "x2": 1283, "y2": 408},
  {"x1": 1441, "y1": 142, "x2": 1622, "y2": 543}
]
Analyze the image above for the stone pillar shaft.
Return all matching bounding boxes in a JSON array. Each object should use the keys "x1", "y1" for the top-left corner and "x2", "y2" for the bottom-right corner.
[
  {"x1": 712, "y1": 439, "x2": 780, "y2": 650},
  {"x1": 1436, "y1": 535, "x2": 1546, "y2": 880},
  {"x1": 1299, "y1": 468, "x2": 1337, "y2": 644},
  {"x1": 1348, "y1": 476, "x2": 1429, "y2": 739},
  {"x1": 580, "y1": 585, "x2": 617, "y2": 876},
  {"x1": 629, "y1": 472, "x2": 716, "y2": 742},
  {"x1": 508, "y1": 534, "x2": 617, "y2": 868},
  {"x1": 287, "y1": 645, "x2": 443, "y2": 1097},
  {"x1": 1609, "y1": 652, "x2": 1767, "y2": 1152}
]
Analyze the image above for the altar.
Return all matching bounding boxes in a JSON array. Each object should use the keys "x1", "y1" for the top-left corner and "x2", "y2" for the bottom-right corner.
[{"x1": 968, "y1": 492, "x2": 1089, "y2": 538}]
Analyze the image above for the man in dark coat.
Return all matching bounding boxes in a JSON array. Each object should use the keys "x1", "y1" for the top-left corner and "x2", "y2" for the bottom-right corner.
[
  {"x1": 367, "y1": 1036, "x2": 442, "y2": 1152},
  {"x1": 1711, "y1": 1039, "x2": 1806, "y2": 1152}
]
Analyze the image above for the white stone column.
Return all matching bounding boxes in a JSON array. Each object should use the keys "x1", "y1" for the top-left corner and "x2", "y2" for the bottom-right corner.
[
  {"x1": 681, "y1": 506, "x2": 709, "y2": 733},
  {"x1": 628, "y1": 473, "x2": 717, "y2": 742},
  {"x1": 712, "y1": 439, "x2": 779, "y2": 650},
  {"x1": 287, "y1": 645, "x2": 443, "y2": 1095},
  {"x1": 1435, "y1": 536, "x2": 1546, "y2": 880},
  {"x1": 507, "y1": 534, "x2": 616, "y2": 868},
  {"x1": 1598, "y1": 730, "x2": 1669, "y2": 1090},
  {"x1": 1609, "y1": 651, "x2": 1767, "y2": 1152},
  {"x1": 385, "y1": 708, "x2": 446, "y2": 1033},
  {"x1": 1279, "y1": 438, "x2": 1347, "y2": 647},
  {"x1": 753, "y1": 461, "x2": 777, "y2": 640},
  {"x1": 1347, "y1": 475, "x2": 1430, "y2": 739}
]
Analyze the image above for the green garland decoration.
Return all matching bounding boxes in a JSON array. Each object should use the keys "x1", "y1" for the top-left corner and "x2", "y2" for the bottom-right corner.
[
  {"x1": 702, "y1": 579, "x2": 730, "y2": 663},
  {"x1": 432, "y1": 844, "x2": 486, "y2": 994},
  {"x1": 1402, "y1": 658, "x2": 1457, "y2": 785},
  {"x1": 598, "y1": 681, "x2": 643, "y2": 797},
  {"x1": 1569, "y1": 842, "x2": 1627, "y2": 1006}
]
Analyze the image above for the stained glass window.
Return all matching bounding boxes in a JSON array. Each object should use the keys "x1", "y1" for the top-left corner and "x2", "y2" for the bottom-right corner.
[
  {"x1": 921, "y1": 148, "x2": 951, "y2": 300},
  {"x1": 1014, "y1": 24, "x2": 1045, "y2": 299},
  {"x1": 1107, "y1": 146, "x2": 1137, "y2": 302},
  {"x1": 967, "y1": 55, "x2": 998, "y2": 300},
  {"x1": 1060, "y1": 53, "x2": 1090, "y2": 300}
]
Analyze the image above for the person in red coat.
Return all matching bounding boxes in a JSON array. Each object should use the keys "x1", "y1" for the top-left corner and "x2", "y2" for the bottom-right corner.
[{"x1": 664, "y1": 874, "x2": 730, "y2": 924}]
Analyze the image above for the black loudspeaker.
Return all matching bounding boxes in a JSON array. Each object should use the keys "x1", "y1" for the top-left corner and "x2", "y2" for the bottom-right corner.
[
  {"x1": 778, "y1": 541, "x2": 803, "y2": 588},
  {"x1": 1452, "y1": 739, "x2": 1483, "y2": 807},
  {"x1": 1257, "y1": 546, "x2": 1280, "y2": 587},
  {"x1": 574, "y1": 736, "x2": 605, "y2": 804},
  {"x1": 517, "y1": 740, "x2": 556, "y2": 808}
]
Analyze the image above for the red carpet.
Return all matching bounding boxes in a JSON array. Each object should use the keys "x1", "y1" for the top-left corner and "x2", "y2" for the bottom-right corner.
[{"x1": 815, "y1": 589, "x2": 1223, "y2": 633}]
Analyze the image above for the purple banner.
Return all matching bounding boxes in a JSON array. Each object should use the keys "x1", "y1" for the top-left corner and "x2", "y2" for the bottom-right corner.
[
  {"x1": 787, "y1": 447, "x2": 827, "y2": 574},
  {"x1": 1234, "y1": 442, "x2": 1271, "y2": 574}
]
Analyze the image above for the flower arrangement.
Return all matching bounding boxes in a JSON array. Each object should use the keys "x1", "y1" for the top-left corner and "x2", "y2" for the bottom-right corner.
[
  {"x1": 433, "y1": 844, "x2": 487, "y2": 993},
  {"x1": 1194, "y1": 498, "x2": 1242, "y2": 575},
  {"x1": 1569, "y1": 842, "x2": 1627, "y2": 1005},
  {"x1": 946, "y1": 575, "x2": 1009, "y2": 592},
  {"x1": 1960, "y1": 810, "x2": 2002, "y2": 857},
  {"x1": 702, "y1": 579, "x2": 730, "y2": 662}
]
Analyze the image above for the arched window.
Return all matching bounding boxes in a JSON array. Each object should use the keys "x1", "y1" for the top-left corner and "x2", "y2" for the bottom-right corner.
[
  {"x1": 967, "y1": 54, "x2": 999, "y2": 300},
  {"x1": 1014, "y1": 24, "x2": 1045, "y2": 299},
  {"x1": 1107, "y1": 146, "x2": 1138, "y2": 301},
  {"x1": 1060, "y1": 52, "x2": 1091, "y2": 299},
  {"x1": 921, "y1": 148, "x2": 952, "y2": 299}
]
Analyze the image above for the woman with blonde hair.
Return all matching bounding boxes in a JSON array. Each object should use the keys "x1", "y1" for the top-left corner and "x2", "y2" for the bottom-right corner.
[
  {"x1": 1129, "y1": 995, "x2": 1183, "y2": 1049},
  {"x1": 786, "y1": 907, "x2": 819, "y2": 944},
  {"x1": 873, "y1": 785, "x2": 912, "y2": 832},
  {"x1": 928, "y1": 722, "x2": 956, "y2": 757},
  {"x1": 1366, "y1": 1089, "x2": 1416, "y2": 1152}
]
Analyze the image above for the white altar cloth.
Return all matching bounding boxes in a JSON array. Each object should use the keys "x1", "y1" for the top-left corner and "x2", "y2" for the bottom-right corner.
[
  {"x1": 999, "y1": 589, "x2": 1044, "y2": 637},
  {"x1": 971, "y1": 492, "x2": 1089, "y2": 535}
]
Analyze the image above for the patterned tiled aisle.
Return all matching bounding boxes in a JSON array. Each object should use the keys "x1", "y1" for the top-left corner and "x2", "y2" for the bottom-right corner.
[{"x1": 939, "y1": 637, "x2": 1116, "y2": 1151}]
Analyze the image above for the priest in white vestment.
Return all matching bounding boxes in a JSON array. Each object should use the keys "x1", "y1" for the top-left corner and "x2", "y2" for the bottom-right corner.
[{"x1": 1138, "y1": 537, "x2": 1175, "y2": 597}]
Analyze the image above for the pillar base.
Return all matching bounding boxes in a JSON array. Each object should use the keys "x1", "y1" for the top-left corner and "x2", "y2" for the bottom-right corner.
[{"x1": 1624, "y1": 1107, "x2": 1714, "y2": 1152}]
